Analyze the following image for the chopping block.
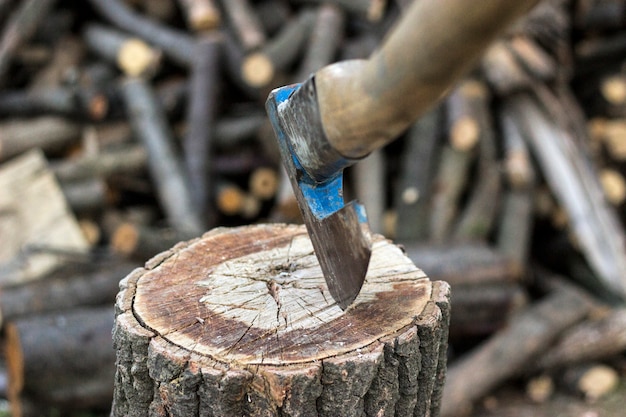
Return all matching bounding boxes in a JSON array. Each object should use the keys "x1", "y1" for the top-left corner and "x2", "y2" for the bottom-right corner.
[{"x1": 111, "y1": 223, "x2": 450, "y2": 417}]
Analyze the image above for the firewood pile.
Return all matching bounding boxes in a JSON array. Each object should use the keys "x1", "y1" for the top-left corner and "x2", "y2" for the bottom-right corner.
[{"x1": 0, "y1": 0, "x2": 625, "y2": 415}]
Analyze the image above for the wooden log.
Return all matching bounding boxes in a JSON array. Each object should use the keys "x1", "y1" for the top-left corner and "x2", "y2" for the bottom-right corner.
[
  {"x1": 451, "y1": 80, "x2": 501, "y2": 242},
  {"x1": 268, "y1": 168, "x2": 302, "y2": 223},
  {"x1": 60, "y1": 177, "x2": 109, "y2": 214},
  {"x1": 0, "y1": 0, "x2": 57, "y2": 85},
  {"x1": 294, "y1": 3, "x2": 345, "y2": 82},
  {"x1": 211, "y1": 151, "x2": 268, "y2": 176},
  {"x1": 183, "y1": 35, "x2": 221, "y2": 221},
  {"x1": 214, "y1": 113, "x2": 267, "y2": 148},
  {"x1": 428, "y1": 143, "x2": 475, "y2": 243},
  {"x1": 291, "y1": 0, "x2": 387, "y2": 22},
  {"x1": 153, "y1": 76, "x2": 189, "y2": 117},
  {"x1": 0, "y1": 260, "x2": 137, "y2": 326},
  {"x1": 535, "y1": 307, "x2": 626, "y2": 371},
  {"x1": 111, "y1": 224, "x2": 450, "y2": 416},
  {"x1": 84, "y1": 23, "x2": 162, "y2": 77},
  {"x1": 88, "y1": 0, "x2": 196, "y2": 67},
  {"x1": 575, "y1": 0, "x2": 626, "y2": 31},
  {"x1": 136, "y1": 0, "x2": 178, "y2": 23},
  {"x1": 441, "y1": 283, "x2": 594, "y2": 417},
  {"x1": 177, "y1": 0, "x2": 221, "y2": 32},
  {"x1": 29, "y1": 35, "x2": 84, "y2": 90},
  {"x1": 354, "y1": 150, "x2": 385, "y2": 233},
  {"x1": 446, "y1": 79, "x2": 484, "y2": 153},
  {"x1": 221, "y1": 0, "x2": 266, "y2": 52},
  {"x1": 480, "y1": 40, "x2": 531, "y2": 96},
  {"x1": 499, "y1": 102, "x2": 535, "y2": 189},
  {"x1": 496, "y1": 188, "x2": 535, "y2": 272},
  {"x1": 4, "y1": 306, "x2": 116, "y2": 413},
  {"x1": 588, "y1": 117, "x2": 626, "y2": 161},
  {"x1": 111, "y1": 222, "x2": 194, "y2": 261},
  {"x1": 448, "y1": 282, "x2": 528, "y2": 340},
  {"x1": 51, "y1": 143, "x2": 147, "y2": 182},
  {"x1": 398, "y1": 242, "x2": 521, "y2": 287},
  {"x1": 215, "y1": 181, "x2": 249, "y2": 217},
  {"x1": 121, "y1": 76, "x2": 205, "y2": 234},
  {"x1": 507, "y1": 92, "x2": 626, "y2": 298},
  {"x1": 507, "y1": 35, "x2": 557, "y2": 82},
  {"x1": 248, "y1": 166, "x2": 279, "y2": 201},
  {"x1": 600, "y1": 168, "x2": 626, "y2": 206},
  {"x1": 0, "y1": 117, "x2": 81, "y2": 162},
  {"x1": 241, "y1": 9, "x2": 316, "y2": 88},
  {"x1": 525, "y1": 374, "x2": 554, "y2": 403},
  {"x1": 394, "y1": 105, "x2": 442, "y2": 242},
  {"x1": 556, "y1": 363, "x2": 620, "y2": 403},
  {"x1": 0, "y1": 86, "x2": 108, "y2": 120},
  {"x1": 600, "y1": 74, "x2": 626, "y2": 110}
]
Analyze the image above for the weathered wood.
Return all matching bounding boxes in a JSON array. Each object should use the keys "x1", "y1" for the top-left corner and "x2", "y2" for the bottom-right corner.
[
  {"x1": 507, "y1": 91, "x2": 626, "y2": 298},
  {"x1": 441, "y1": 283, "x2": 594, "y2": 417},
  {"x1": 51, "y1": 144, "x2": 147, "y2": 182},
  {"x1": 557, "y1": 363, "x2": 620, "y2": 403},
  {"x1": 588, "y1": 117, "x2": 626, "y2": 161},
  {"x1": 481, "y1": 40, "x2": 532, "y2": 96},
  {"x1": 177, "y1": 0, "x2": 221, "y2": 32},
  {"x1": 0, "y1": 261, "x2": 136, "y2": 326},
  {"x1": 428, "y1": 142, "x2": 475, "y2": 243},
  {"x1": 111, "y1": 224, "x2": 449, "y2": 416},
  {"x1": 221, "y1": 0, "x2": 266, "y2": 52},
  {"x1": 121, "y1": 76, "x2": 205, "y2": 234},
  {"x1": 291, "y1": 0, "x2": 387, "y2": 22},
  {"x1": 0, "y1": 86, "x2": 108, "y2": 120},
  {"x1": 60, "y1": 177, "x2": 109, "y2": 214},
  {"x1": 4, "y1": 306, "x2": 116, "y2": 413},
  {"x1": 248, "y1": 166, "x2": 279, "y2": 201},
  {"x1": 29, "y1": 35, "x2": 84, "y2": 90},
  {"x1": 183, "y1": 35, "x2": 221, "y2": 222},
  {"x1": 88, "y1": 0, "x2": 196, "y2": 66},
  {"x1": 84, "y1": 23, "x2": 162, "y2": 77},
  {"x1": 508, "y1": 35, "x2": 557, "y2": 82},
  {"x1": 451, "y1": 80, "x2": 501, "y2": 242},
  {"x1": 496, "y1": 188, "x2": 535, "y2": 272},
  {"x1": 294, "y1": 3, "x2": 345, "y2": 82},
  {"x1": 394, "y1": 105, "x2": 442, "y2": 242},
  {"x1": 0, "y1": 0, "x2": 57, "y2": 85},
  {"x1": 403, "y1": 242, "x2": 521, "y2": 287},
  {"x1": 535, "y1": 308, "x2": 626, "y2": 371},
  {"x1": 448, "y1": 282, "x2": 528, "y2": 340},
  {"x1": 0, "y1": 117, "x2": 80, "y2": 162},
  {"x1": 111, "y1": 222, "x2": 194, "y2": 261},
  {"x1": 241, "y1": 9, "x2": 316, "y2": 88}
]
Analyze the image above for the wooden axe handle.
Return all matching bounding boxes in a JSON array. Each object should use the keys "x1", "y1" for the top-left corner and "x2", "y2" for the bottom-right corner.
[{"x1": 315, "y1": 0, "x2": 539, "y2": 159}]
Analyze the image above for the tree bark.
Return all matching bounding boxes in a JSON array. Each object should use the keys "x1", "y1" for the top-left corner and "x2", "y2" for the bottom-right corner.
[{"x1": 111, "y1": 224, "x2": 450, "y2": 416}]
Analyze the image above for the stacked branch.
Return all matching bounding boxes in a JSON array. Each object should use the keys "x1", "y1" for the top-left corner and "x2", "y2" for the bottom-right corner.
[{"x1": 1, "y1": 0, "x2": 626, "y2": 415}]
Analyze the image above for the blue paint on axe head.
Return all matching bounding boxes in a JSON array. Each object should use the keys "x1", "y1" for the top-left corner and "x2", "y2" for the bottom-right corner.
[{"x1": 266, "y1": 82, "x2": 371, "y2": 309}]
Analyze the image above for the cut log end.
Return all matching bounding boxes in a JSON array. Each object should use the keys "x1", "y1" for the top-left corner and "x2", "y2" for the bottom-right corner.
[
  {"x1": 241, "y1": 52, "x2": 275, "y2": 88},
  {"x1": 117, "y1": 38, "x2": 161, "y2": 77},
  {"x1": 112, "y1": 223, "x2": 449, "y2": 416}
]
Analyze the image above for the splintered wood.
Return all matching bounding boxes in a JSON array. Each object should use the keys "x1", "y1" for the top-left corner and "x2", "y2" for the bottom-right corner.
[{"x1": 112, "y1": 224, "x2": 449, "y2": 416}]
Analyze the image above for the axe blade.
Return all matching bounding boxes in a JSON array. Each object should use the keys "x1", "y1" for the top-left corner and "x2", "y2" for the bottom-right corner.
[{"x1": 266, "y1": 82, "x2": 371, "y2": 309}]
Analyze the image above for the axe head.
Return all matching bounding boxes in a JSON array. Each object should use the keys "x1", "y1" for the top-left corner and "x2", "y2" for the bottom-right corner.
[{"x1": 266, "y1": 77, "x2": 372, "y2": 310}]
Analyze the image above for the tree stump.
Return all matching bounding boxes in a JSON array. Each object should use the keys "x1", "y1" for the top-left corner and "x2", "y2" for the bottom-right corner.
[{"x1": 112, "y1": 224, "x2": 450, "y2": 417}]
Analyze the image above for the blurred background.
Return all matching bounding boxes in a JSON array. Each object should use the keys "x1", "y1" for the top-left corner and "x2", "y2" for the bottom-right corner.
[{"x1": 1, "y1": 0, "x2": 626, "y2": 415}]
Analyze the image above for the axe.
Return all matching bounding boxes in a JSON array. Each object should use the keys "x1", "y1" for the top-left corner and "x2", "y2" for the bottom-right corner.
[{"x1": 266, "y1": 0, "x2": 539, "y2": 309}]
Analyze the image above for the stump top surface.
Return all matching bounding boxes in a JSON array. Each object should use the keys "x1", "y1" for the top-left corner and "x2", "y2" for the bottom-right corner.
[{"x1": 133, "y1": 224, "x2": 431, "y2": 365}]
